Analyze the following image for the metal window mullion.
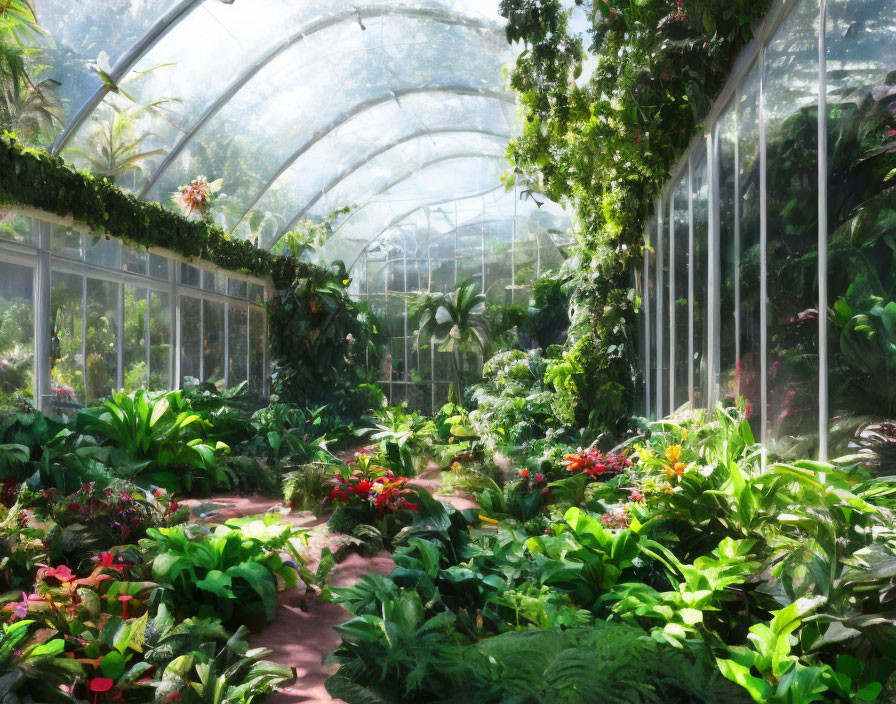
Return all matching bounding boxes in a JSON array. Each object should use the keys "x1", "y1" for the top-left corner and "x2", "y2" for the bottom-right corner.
[
  {"x1": 656, "y1": 201, "x2": 664, "y2": 418},
  {"x1": 709, "y1": 129, "x2": 721, "y2": 411},
  {"x1": 403, "y1": 254, "x2": 409, "y2": 383},
  {"x1": 759, "y1": 47, "x2": 769, "y2": 458},
  {"x1": 817, "y1": 0, "x2": 829, "y2": 461},
  {"x1": 81, "y1": 275, "x2": 87, "y2": 403},
  {"x1": 733, "y1": 97, "x2": 742, "y2": 399},
  {"x1": 199, "y1": 298, "x2": 205, "y2": 383},
  {"x1": 668, "y1": 196, "x2": 675, "y2": 411},
  {"x1": 144, "y1": 287, "x2": 151, "y2": 390},
  {"x1": 35, "y1": 220, "x2": 51, "y2": 411},
  {"x1": 643, "y1": 247, "x2": 651, "y2": 418},
  {"x1": 171, "y1": 259, "x2": 179, "y2": 390},
  {"x1": 687, "y1": 155, "x2": 695, "y2": 408},
  {"x1": 116, "y1": 282, "x2": 124, "y2": 390}
]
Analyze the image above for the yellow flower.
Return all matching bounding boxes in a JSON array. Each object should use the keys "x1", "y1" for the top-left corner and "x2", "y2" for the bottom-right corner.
[
  {"x1": 681, "y1": 429, "x2": 689, "y2": 439},
  {"x1": 665, "y1": 445, "x2": 682, "y2": 463}
]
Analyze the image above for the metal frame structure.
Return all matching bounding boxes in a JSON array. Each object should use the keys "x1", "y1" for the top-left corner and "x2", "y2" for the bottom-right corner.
[
  {"x1": 0, "y1": 207, "x2": 270, "y2": 412},
  {"x1": 136, "y1": 5, "x2": 503, "y2": 199},
  {"x1": 641, "y1": 0, "x2": 856, "y2": 462}
]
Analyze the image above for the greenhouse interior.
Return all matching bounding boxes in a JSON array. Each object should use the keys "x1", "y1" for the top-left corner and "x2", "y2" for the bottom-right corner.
[{"x1": 1, "y1": 0, "x2": 895, "y2": 701}]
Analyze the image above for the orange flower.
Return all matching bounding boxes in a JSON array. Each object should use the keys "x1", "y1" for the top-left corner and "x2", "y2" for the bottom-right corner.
[
  {"x1": 664, "y1": 461, "x2": 686, "y2": 479},
  {"x1": 664, "y1": 445, "x2": 682, "y2": 463}
]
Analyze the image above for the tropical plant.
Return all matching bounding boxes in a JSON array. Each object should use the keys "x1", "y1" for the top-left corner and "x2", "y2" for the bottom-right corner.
[
  {"x1": 78, "y1": 389, "x2": 231, "y2": 493},
  {"x1": 417, "y1": 281, "x2": 491, "y2": 404},
  {"x1": 141, "y1": 516, "x2": 307, "y2": 626}
]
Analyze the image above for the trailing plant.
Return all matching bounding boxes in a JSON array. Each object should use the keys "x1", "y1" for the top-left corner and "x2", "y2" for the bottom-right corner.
[
  {"x1": 0, "y1": 135, "x2": 330, "y2": 289},
  {"x1": 499, "y1": 0, "x2": 773, "y2": 437}
]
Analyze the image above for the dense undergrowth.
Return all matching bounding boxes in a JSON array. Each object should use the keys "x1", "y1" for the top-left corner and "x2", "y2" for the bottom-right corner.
[{"x1": 320, "y1": 401, "x2": 896, "y2": 704}]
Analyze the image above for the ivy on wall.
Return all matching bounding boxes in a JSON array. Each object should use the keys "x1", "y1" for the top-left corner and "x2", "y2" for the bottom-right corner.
[
  {"x1": 499, "y1": 0, "x2": 771, "y2": 435},
  {"x1": 0, "y1": 136, "x2": 328, "y2": 290}
]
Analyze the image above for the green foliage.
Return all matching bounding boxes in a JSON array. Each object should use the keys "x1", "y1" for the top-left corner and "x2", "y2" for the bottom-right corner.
[
  {"x1": 141, "y1": 516, "x2": 307, "y2": 626},
  {"x1": 499, "y1": 0, "x2": 772, "y2": 435},
  {"x1": 417, "y1": 281, "x2": 491, "y2": 404},
  {"x1": 78, "y1": 389, "x2": 232, "y2": 494},
  {"x1": 0, "y1": 136, "x2": 328, "y2": 289},
  {"x1": 268, "y1": 270, "x2": 387, "y2": 419}
]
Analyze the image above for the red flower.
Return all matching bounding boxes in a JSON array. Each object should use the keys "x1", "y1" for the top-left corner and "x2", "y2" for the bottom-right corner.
[
  {"x1": 353, "y1": 480, "x2": 373, "y2": 495},
  {"x1": 399, "y1": 501, "x2": 418, "y2": 512},
  {"x1": 519, "y1": 469, "x2": 530, "y2": 479}
]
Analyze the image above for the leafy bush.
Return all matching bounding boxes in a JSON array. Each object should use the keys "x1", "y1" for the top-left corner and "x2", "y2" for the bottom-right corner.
[
  {"x1": 141, "y1": 516, "x2": 308, "y2": 627},
  {"x1": 78, "y1": 389, "x2": 231, "y2": 493}
]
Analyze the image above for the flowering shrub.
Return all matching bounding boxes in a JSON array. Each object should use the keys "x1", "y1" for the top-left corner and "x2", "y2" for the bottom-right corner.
[
  {"x1": 327, "y1": 468, "x2": 419, "y2": 515},
  {"x1": 562, "y1": 448, "x2": 631, "y2": 480}
]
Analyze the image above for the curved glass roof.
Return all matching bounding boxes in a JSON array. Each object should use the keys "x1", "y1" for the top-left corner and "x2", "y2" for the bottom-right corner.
[{"x1": 28, "y1": 0, "x2": 572, "y2": 270}]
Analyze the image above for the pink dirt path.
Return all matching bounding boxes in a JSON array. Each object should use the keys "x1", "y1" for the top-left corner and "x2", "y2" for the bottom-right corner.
[{"x1": 182, "y1": 463, "x2": 476, "y2": 704}]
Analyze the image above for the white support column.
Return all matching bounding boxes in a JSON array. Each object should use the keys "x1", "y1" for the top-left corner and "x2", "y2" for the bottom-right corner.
[
  {"x1": 687, "y1": 156, "x2": 695, "y2": 408},
  {"x1": 759, "y1": 47, "x2": 769, "y2": 459},
  {"x1": 817, "y1": 0, "x2": 829, "y2": 460},
  {"x1": 34, "y1": 219, "x2": 52, "y2": 412},
  {"x1": 643, "y1": 247, "x2": 651, "y2": 418},
  {"x1": 655, "y1": 201, "x2": 664, "y2": 419},
  {"x1": 116, "y1": 283, "x2": 124, "y2": 391},
  {"x1": 223, "y1": 301, "x2": 230, "y2": 389}
]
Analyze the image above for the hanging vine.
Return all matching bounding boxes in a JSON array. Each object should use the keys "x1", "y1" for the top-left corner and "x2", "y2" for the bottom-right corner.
[{"x1": 499, "y1": 0, "x2": 771, "y2": 436}]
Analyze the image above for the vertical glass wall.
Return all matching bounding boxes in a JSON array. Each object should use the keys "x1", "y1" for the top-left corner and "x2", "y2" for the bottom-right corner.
[
  {"x1": 644, "y1": 0, "x2": 896, "y2": 468},
  {"x1": 0, "y1": 209, "x2": 270, "y2": 411}
]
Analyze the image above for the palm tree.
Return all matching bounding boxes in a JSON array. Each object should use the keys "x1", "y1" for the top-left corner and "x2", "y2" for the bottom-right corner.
[{"x1": 417, "y1": 281, "x2": 490, "y2": 404}]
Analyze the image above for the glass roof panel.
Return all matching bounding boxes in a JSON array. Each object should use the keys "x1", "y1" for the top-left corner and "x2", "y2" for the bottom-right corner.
[
  {"x1": 245, "y1": 129, "x2": 510, "y2": 248},
  {"x1": 125, "y1": 15, "x2": 510, "y2": 222},
  {"x1": 28, "y1": 0, "x2": 573, "y2": 260}
]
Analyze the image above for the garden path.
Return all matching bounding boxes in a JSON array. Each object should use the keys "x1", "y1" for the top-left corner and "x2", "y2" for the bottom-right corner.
[{"x1": 183, "y1": 460, "x2": 478, "y2": 704}]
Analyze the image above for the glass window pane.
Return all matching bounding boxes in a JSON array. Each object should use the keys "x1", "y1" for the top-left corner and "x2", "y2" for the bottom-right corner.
[
  {"x1": 718, "y1": 102, "x2": 738, "y2": 405},
  {"x1": 51, "y1": 270, "x2": 84, "y2": 406},
  {"x1": 672, "y1": 175, "x2": 689, "y2": 409},
  {"x1": 202, "y1": 299, "x2": 225, "y2": 387},
  {"x1": 248, "y1": 283, "x2": 265, "y2": 306},
  {"x1": 85, "y1": 235, "x2": 121, "y2": 269},
  {"x1": 692, "y1": 149, "x2": 709, "y2": 408},
  {"x1": 203, "y1": 270, "x2": 227, "y2": 294},
  {"x1": 52, "y1": 224, "x2": 82, "y2": 259},
  {"x1": 85, "y1": 278, "x2": 119, "y2": 404},
  {"x1": 0, "y1": 212, "x2": 36, "y2": 245},
  {"x1": 739, "y1": 66, "x2": 763, "y2": 436},
  {"x1": 764, "y1": 0, "x2": 820, "y2": 455},
  {"x1": 248, "y1": 306, "x2": 266, "y2": 394},
  {"x1": 180, "y1": 295, "x2": 201, "y2": 386},
  {"x1": 123, "y1": 285, "x2": 148, "y2": 391},
  {"x1": 228, "y1": 278, "x2": 248, "y2": 298},
  {"x1": 228, "y1": 304, "x2": 248, "y2": 388},
  {"x1": 180, "y1": 263, "x2": 201, "y2": 288},
  {"x1": 660, "y1": 209, "x2": 671, "y2": 416},
  {"x1": 149, "y1": 290, "x2": 172, "y2": 391},
  {"x1": 150, "y1": 254, "x2": 169, "y2": 280},
  {"x1": 0, "y1": 261, "x2": 34, "y2": 402},
  {"x1": 122, "y1": 245, "x2": 148, "y2": 275},
  {"x1": 646, "y1": 234, "x2": 656, "y2": 419},
  {"x1": 825, "y1": 0, "x2": 896, "y2": 459}
]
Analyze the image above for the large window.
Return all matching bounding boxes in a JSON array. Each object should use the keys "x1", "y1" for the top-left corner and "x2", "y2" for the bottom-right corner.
[
  {"x1": 646, "y1": 0, "x2": 896, "y2": 464},
  {"x1": 825, "y1": 0, "x2": 896, "y2": 458},
  {"x1": 1, "y1": 211, "x2": 269, "y2": 409},
  {"x1": 0, "y1": 261, "x2": 34, "y2": 403}
]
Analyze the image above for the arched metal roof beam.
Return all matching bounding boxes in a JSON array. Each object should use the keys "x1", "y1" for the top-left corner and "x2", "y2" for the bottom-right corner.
[
  {"x1": 270, "y1": 130, "x2": 510, "y2": 246},
  {"x1": 138, "y1": 5, "x2": 503, "y2": 199},
  {"x1": 230, "y1": 87, "x2": 515, "y2": 233},
  {"x1": 51, "y1": 0, "x2": 204, "y2": 155},
  {"x1": 344, "y1": 183, "x2": 506, "y2": 270}
]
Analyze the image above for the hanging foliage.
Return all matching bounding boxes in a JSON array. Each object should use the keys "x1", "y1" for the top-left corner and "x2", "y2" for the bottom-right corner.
[
  {"x1": 0, "y1": 135, "x2": 328, "y2": 289},
  {"x1": 499, "y1": 0, "x2": 771, "y2": 435}
]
